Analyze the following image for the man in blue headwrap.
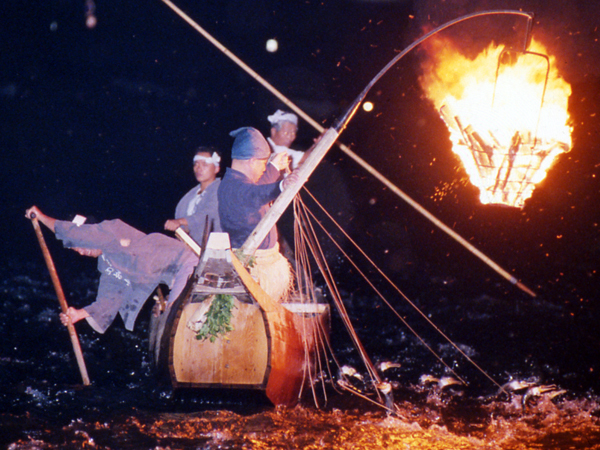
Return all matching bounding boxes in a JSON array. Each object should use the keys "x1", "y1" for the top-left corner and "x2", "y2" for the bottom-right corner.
[
  {"x1": 218, "y1": 127, "x2": 297, "y2": 249},
  {"x1": 217, "y1": 127, "x2": 298, "y2": 300}
]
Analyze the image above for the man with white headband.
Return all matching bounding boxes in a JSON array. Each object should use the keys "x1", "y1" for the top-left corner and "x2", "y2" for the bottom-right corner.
[
  {"x1": 164, "y1": 146, "x2": 222, "y2": 243},
  {"x1": 267, "y1": 109, "x2": 306, "y2": 170}
]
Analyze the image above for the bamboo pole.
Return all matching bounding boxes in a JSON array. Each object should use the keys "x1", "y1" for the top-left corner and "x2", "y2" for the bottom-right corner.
[
  {"x1": 29, "y1": 214, "x2": 91, "y2": 386},
  {"x1": 159, "y1": 0, "x2": 536, "y2": 297}
]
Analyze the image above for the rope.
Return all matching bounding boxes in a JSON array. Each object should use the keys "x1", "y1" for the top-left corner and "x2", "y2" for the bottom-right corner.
[
  {"x1": 300, "y1": 188, "x2": 507, "y2": 393},
  {"x1": 293, "y1": 197, "x2": 373, "y2": 407},
  {"x1": 293, "y1": 198, "x2": 390, "y2": 406}
]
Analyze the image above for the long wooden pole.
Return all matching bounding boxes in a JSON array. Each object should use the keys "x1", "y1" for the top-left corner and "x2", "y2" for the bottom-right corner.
[
  {"x1": 30, "y1": 214, "x2": 91, "y2": 386},
  {"x1": 159, "y1": 0, "x2": 535, "y2": 297}
]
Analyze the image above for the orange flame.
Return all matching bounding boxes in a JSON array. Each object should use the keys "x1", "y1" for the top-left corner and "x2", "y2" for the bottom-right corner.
[{"x1": 420, "y1": 37, "x2": 572, "y2": 208}]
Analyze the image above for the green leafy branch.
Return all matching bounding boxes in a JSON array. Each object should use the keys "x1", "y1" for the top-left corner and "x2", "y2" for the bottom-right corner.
[{"x1": 195, "y1": 294, "x2": 236, "y2": 343}]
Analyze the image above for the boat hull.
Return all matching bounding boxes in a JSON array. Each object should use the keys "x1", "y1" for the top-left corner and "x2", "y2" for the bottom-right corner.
[{"x1": 150, "y1": 233, "x2": 329, "y2": 406}]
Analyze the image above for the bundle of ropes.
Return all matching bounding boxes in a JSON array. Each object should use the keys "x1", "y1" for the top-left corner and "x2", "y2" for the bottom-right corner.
[{"x1": 291, "y1": 187, "x2": 508, "y2": 412}]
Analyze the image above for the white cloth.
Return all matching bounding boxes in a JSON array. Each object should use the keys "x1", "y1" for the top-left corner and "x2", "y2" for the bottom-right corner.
[
  {"x1": 267, "y1": 110, "x2": 298, "y2": 126},
  {"x1": 174, "y1": 178, "x2": 222, "y2": 243},
  {"x1": 193, "y1": 152, "x2": 221, "y2": 166},
  {"x1": 186, "y1": 187, "x2": 205, "y2": 216},
  {"x1": 267, "y1": 137, "x2": 305, "y2": 170}
]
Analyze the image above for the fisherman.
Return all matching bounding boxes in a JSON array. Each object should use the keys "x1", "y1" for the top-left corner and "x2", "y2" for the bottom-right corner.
[
  {"x1": 25, "y1": 206, "x2": 197, "y2": 333},
  {"x1": 267, "y1": 109, "x2": 307, "y2": 170},
  {"x1": 217, "y1": 126, "x2": 298, "y2": 300},
  {"x1": 164, "y1": 146, "x2": 222, "y2": 243}
]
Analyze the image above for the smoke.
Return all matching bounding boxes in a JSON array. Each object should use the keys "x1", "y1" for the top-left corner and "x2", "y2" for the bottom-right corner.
[{"x1": 412, "y1": 0, "x2": 600, "y2": 84}]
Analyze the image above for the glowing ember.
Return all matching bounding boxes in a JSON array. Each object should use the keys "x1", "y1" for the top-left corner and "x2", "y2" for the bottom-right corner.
[{"x1": 420, "y1": 38, "x2": 572, "y2": 208}]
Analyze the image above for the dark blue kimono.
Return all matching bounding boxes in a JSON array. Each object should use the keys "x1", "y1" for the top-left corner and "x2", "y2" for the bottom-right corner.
[{"x1": 217, "y1": 163, "x2": 281, "y2": 249}]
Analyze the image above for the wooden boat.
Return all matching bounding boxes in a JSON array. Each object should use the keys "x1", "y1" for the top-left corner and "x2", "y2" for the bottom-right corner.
[
  {"x1": 149, "y1": 232, "x2": 330, "y2": 406},
  {"x1": 149, "y1": 128, "x2": 339, "y2": 406}
]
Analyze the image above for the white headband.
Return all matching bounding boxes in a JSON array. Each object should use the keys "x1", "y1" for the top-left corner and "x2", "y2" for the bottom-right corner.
[
  {"x1": 267, "y1": 109, "x2": 298, "y2": 126},
  {"x1": 193, "y1": 152, "x2": 221, "y2": 167}
]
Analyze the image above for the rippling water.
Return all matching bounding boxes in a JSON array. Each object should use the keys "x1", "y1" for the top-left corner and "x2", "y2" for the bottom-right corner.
[{"x1": 2, "y1": 259, "x2": 600, "y2": 449}]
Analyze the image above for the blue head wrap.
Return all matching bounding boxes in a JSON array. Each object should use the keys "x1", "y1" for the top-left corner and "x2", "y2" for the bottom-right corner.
[{"x1": 229, "y1": 127, "x2": 270, "y2": 160}]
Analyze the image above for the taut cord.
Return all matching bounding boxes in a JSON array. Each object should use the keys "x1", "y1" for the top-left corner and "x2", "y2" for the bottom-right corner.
[
  {"x1": 294, "y1": 197, "x2": 398, "y2": 410},
  {"x1": 300, "y1": 188, "x2": 509, "y2": 394}
]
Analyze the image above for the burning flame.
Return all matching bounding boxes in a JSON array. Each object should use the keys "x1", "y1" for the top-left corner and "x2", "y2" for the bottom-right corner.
[{"x1": 420, "y1": 37, "x2": 572, "y2": 208}]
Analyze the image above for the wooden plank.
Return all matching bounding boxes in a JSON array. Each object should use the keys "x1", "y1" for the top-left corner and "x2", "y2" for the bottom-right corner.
[{"x1": 231, "y1": 253, "x2": 307, "y2": 406}]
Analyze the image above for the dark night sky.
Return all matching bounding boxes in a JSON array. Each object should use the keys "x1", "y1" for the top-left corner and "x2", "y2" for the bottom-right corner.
[{"x1": 3, "y1": 0, "x2": 600, "y2": 315}]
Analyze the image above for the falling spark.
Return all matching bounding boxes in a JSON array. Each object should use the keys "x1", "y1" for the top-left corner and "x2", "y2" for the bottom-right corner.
[{"x1": 85, "y1": 0, "x2": 97, "y2": 29}]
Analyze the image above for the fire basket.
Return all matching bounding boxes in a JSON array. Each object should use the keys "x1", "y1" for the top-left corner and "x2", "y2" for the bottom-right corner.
[
  {"x1": 440, "y1": 103, "x2": 570, "y2": 208},
  {"x1": 427, "y1": 19, "x2": 571, "y2": 208}
]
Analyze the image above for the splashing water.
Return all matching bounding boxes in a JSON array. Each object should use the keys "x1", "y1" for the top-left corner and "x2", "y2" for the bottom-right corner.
[{"x1": 2, "y1": 260, "x2": 600, "y2": 449}]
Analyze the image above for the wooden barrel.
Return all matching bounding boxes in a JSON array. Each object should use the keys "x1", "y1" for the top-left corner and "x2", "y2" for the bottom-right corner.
[
  {"x1": 169, "y1": 294, "x2": 270, "y2": 388},
  {"x1": 149, "y1": 232, "x2": 330, "y2": 406}
]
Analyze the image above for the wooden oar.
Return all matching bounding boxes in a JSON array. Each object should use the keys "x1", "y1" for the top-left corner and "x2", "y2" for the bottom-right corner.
[{"x1": 29, "y1": 213, "x2": 91, "y2": 386}]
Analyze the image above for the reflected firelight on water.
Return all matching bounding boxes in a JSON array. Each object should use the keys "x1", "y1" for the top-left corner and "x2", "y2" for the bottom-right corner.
[
  {"x1": 5, "y1": 398, "x2": 600, "y2": 449},
  {"x1": 3, "y1": 261, "x2": 600, "y2": 449}
]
